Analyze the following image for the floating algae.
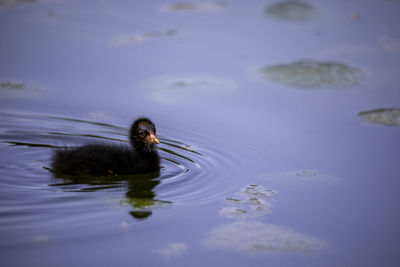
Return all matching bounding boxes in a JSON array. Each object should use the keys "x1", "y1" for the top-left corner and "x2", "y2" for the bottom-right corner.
[
  {"x1": 265, "y1": 1, "x2": 318, "y2": 21},
  {"x1": 358, "y1": 108, "x2": 400, "y2": 126},
  {"x1": 261, "y1": 60, "x2": 364, "y2": 89},
  {"x1": 205, "y1": 221, "x2": 326, "y2": 252}
]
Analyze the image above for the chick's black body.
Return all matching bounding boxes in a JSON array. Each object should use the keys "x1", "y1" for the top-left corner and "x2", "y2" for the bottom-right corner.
[{"x1": 51, "y1": 118, "x2": 160, "y2": 175}]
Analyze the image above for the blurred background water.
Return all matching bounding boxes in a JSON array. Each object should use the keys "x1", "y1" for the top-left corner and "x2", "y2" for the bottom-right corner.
[{"x1": 0, "y1": 0, "x2": 400, "y2": 266}]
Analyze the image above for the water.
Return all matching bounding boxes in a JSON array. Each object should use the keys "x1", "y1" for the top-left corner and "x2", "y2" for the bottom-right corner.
[{"x1": 1, "y1": 1, "x2": 400, "y2": 266}]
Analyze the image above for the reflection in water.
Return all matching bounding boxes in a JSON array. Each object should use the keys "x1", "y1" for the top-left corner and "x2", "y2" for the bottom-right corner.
[
  {"x1": 358, "y1": 108, "x2": 400, "y2": 126},
  {"x1": 0, "y1": 0, "x2": 399, "y2": 265},
  {"x1": 0, "y1": 111, "x2": 244, "y2": 211},
  {"x1": 154, "y1": 243, "x2": 188, "y2": 259},
  {"x1": 125, "y1": 174, "x2": 166, "y2": 219},
  {"x1": 50, "y1": 172, "x2": 170, "y2": 220},
  {"x1": 162, "y1": 1, "x2": 226, "y2": 12},
  {"x1": 110, "y1": 29, "x2": 177, "y2": 46},
  {"x1": 32, "y1": 113, "x2": 213, "y2": 220},
  {"x1": 205, "y1": 221, "x2": 326, "y2": 252},
  {"x1": 265, "y1": 1, "x2": 318, "y2": 21},
  {"x1": 0, "y1": 111, "x2": 232, "y2": 218},
  {"x1": 261, "y1": 60, "x2": 364, "y2": 89}
]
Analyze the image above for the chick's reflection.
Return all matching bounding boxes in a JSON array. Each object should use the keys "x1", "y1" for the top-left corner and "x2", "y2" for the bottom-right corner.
[
  {"x1": 50, "y1": 171, "x2": 169, "y2": 220},
  {"x1": 125, "y1": 174, "x2": 161, "y2": 220}
]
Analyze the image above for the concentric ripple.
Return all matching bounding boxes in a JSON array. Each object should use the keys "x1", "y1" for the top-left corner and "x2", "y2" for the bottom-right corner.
[
  {"x1": 0, "y1": 111, "x2": 246, "y2": 221},
  {"x1": 156, "y1": 126, "x2": 244, "y2": 205}
]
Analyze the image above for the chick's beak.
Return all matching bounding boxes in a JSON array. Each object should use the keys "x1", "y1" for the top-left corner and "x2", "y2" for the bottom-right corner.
[
  {"x1": 153, "y1": 137, "x2": 160, "y2": 144},
  {"x1": 148, "y1": 131, "x2": 160, "y2": 144}
]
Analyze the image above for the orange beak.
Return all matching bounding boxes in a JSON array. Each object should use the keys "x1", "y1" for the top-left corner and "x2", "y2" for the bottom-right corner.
[{"x1": 147, "y1": 131, "x2": 160, "y2": 144}]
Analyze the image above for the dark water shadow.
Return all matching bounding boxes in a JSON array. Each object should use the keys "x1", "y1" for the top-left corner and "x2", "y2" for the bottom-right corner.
[{"x1": 48, "y1": 170, "x2": 171, "y2": 220}]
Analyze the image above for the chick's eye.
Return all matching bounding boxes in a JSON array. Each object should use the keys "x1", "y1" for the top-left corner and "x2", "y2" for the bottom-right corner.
[{"x1": 138, "y1": 129, "x2": 149, "y2": 137}]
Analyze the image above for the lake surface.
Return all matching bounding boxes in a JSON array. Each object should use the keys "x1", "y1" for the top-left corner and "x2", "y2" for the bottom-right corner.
[{"x1": 1, "y1": 1, "x2": 400, "y2": 266}]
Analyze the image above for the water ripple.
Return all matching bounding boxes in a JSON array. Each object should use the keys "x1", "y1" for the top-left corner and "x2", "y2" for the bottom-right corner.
[{"x1": 0, "y1": 111, "x2": 246, "y2": 227}]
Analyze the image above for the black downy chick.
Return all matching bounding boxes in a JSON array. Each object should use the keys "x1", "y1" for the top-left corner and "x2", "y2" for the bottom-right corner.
[{"x1": 51, "y1": 118, "x2": 160, "y2": 175}]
